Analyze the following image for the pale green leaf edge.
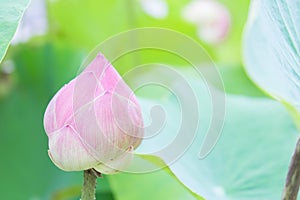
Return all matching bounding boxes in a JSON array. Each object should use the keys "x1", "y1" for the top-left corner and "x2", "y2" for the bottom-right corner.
[
  {"x1": 136, "y1": 154, "x2": 204, "y2": 200},
  {"x1": 241, "y1": 8, "x2": 300, "y2": 130},
  {"x1": 0, "y1": 0, "x2": 31, "y2": 64}
]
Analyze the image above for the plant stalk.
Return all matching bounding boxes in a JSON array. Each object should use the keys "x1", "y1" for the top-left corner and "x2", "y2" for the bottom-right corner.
[
  {"x1": 81, "y1": 169, "x2": 98, "y2": 200},
  {"x1": 282, "y1": 136, "x2": 300, "y2": 200}
]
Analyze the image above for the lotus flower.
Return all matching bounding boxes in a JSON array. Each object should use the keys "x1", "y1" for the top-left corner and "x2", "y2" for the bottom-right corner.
[{"x1": 43, "y1": 53, "x2": 143, "y2": 174}]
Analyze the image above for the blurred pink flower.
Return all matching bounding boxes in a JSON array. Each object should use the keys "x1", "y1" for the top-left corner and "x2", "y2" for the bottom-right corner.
[
  {"x1": 139, "y1": 0, "x2": 169, "y2": 19},
  {"x1": 44, "y1": 53, "x2": 143, "y2": 174},
  {"x1": 182, "y1": 0, "x2": 231, "y2": 44}
]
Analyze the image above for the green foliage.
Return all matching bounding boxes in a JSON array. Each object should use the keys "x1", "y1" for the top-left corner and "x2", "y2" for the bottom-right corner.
[
  {"x1": 0, "y1": 0, "x2": 30, "y2": 63},
  {"x1": 47, "y1": 0, "x2": 249, "y2": 64},
  {"x1": 48, "y1": 0, "x2": 129, "y2": 49},
  {"x1": 108, "y1": 164, "x2": 202, "y2": 200},
  {"x1": 218, "y1": 0, "x2": 250, "y2": 63}
]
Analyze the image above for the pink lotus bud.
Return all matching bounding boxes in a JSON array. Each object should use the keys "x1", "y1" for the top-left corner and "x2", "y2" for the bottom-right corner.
[
  {"x1": 182, "y1": 0, "x2": 231, "y2": 44},
  {"x1": 43, "y1": 53, "x2": 143, "y2": 174}
]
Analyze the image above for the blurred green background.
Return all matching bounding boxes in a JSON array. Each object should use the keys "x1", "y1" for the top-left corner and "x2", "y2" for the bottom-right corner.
[{"x1": 1, "y1": 0, "x2": 281, "y2": 199}]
